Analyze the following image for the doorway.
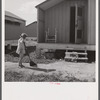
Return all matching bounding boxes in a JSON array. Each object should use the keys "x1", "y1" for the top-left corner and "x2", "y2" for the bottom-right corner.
[
  {"x1": 70, "y1": 6, "x2": 75, "y2": 43},
  {"x1": 70, "y1": 4, "x2": 84, "y2": 44}
]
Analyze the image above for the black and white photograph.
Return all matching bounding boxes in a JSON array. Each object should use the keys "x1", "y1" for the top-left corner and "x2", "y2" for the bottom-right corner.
[
  {"x1": 2, "y1": 0, "x2": 99, "y2": 100},
  {"x1": 4, "y1": 0, "x2": 96, "y2": 82}
]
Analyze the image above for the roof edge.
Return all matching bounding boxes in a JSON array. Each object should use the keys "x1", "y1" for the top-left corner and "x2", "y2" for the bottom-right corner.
[
  {"x1": 5, "y1": 15, "x2": 26, "y2": 22},
  {"x1": 5, "y1": 11, "x2": 26, "y2": 21},
  {"x1": 35, "y1": 0, "x2": 49, "y2": 8},
  {"x1": 26, "y1": 21, "x2": 37, "y2": 27}
]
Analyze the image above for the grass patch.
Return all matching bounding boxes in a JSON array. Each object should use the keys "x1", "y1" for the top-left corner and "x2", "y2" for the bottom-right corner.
[{"x1": 5, "y1": 70, "x2": 95, "y2": 82}]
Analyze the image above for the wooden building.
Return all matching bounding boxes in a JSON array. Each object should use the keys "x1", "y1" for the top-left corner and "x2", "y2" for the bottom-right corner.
[
  {"x1": 36, "y1": 0, "x2": 95, "y2": 51},
  {"x1": 25, "y1": 21, "x2": 37, "y2": 37},
  {"x1": 25, "y1": 21, "x2": 37, "y2": 41},
  {"x1": 5, "y1": 11, "x2": 26, "y2": 40}
]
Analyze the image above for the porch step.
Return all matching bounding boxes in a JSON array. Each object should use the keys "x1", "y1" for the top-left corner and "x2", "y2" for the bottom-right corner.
[
  {"x1": 77, "y1": 57, "x2": 88, "y2": 60},
  {"x1": 65, "y1": 52, "x2": 87, "y2": 55},
  {"x1": 65, "y1": 47, "x2": 88, "y2": 62},
  {"x1": 65, "y1": 57, "x2": 88, "y2": 60}
]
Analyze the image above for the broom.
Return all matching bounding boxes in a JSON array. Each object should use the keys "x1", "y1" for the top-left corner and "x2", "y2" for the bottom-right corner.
[
  {"x1": 24, "y1": 42, "x2": 37, "y2": 67},
  {"x1": 26, "y1": 49, "x2": 37, "y2": 67}
]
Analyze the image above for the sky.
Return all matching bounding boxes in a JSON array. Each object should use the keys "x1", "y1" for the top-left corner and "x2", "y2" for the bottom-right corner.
[{"x1": 5, "y1": 0, "x2": 45, "y2": 25}]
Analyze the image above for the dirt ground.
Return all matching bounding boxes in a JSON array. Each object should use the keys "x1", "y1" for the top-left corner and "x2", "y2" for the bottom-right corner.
[{"x1": 5, "y1": 61, "x2": 95, "y2": 82}]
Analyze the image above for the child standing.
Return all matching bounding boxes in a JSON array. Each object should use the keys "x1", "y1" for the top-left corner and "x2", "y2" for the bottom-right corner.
[{"x1": 16, "y1": 33, "x2": 28, "y2": 68}]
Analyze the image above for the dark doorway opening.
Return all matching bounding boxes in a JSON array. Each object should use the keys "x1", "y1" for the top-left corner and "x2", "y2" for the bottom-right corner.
[
  {"x1": 87, "y1": 51, "x2": 95, "y2": 63},
  {"x1": 70, "y1": 6, "x2": 75, "y2": 43},
  {"x1": 54, "y1": 50, "x2": 66, "y2": 59}
]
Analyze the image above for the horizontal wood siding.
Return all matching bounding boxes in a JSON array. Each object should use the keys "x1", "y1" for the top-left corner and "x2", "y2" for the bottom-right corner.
[
  {"x1": 88, "y1": 0, "x2": 95, "y2": 45},
  {"x1": 38, "y1": 8, "x2": 45, "y2": 43},
  {"x1": 45, "y1": 0, "x2": 87, "y2": 43}
]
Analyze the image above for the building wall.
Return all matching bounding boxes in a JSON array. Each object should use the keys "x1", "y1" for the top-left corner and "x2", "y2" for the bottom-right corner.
[
  {"x1": 37, "y1": 8, "x2": 45, "y2": 42},
  {"x1": 38, "y1": 0, "x2": 95, "y2": 45},
  {"x1": 38, "y1": 0, "x2": 88, "y2": 43},
  {"x1": 45, "y1": 0, "x2": 88, "y2": 43},
  {"x1": 45, "y1": 0, "x2": 70, "y2": 43},
  {"x1": 88, "y1": 0, "x2": 95, "y2": 45},
  {"x1": 25, "y1": 22, "x2": 37, "y2": 37},
  {"x1": 5, "y1": 17, "x2": 25, "y2": 40}
]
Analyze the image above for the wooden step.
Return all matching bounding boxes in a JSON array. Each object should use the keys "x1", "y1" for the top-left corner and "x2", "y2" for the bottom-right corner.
[
  {"x1": 65, "y1": 57, "x2": 77, "y2": 59},
  {"x1": 65, "y1": 57, "x2": 88, "y2": 60},
  {"x1": 66, "y1": 47, "x2": 87, "y2": 51},
  {"x1": 77, "y1": 57, "x2": 88, "y2": 60},
  {"x1": 66, "y1": 48, "x2": 74, "y2": 50},
  {"x1": 65, "y1": 48, "x2": 88, "y2": 62},
  {"x1": 65, "y1": 52, "x2": 87, "y2": 55},
  {"x1": 76, "y1": 53, "x2": 87, "y2": 55}
]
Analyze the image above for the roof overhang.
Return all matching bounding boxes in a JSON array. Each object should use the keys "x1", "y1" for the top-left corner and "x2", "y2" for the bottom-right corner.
[
  {"x1": 26, "y1": 21, "x2": 37, "y2": 27},
  {"x1": 5, "y1": 16, "x2": 25, "y2": 23},
  {"x1": 36, "y1": 0, "x2": 64, "y2": 10},
  {"x1": 5, "y1": 11, "x2": 25, "y2": 22}
]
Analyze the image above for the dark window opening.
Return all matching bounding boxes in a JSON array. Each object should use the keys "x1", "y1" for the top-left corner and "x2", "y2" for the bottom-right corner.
[{"x1": 70, "y1": 6, "x2": 75, "y2": 43}]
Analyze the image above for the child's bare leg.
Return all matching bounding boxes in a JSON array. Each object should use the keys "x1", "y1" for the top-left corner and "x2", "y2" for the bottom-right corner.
[{"x1": 19, "y1": 53, "x2": 24, "y2": 67}]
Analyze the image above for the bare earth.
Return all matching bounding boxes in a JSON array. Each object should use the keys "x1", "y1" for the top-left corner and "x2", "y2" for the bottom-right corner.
[{"x1": 5, "y1": 61, "x2": 95, "y2": 82}]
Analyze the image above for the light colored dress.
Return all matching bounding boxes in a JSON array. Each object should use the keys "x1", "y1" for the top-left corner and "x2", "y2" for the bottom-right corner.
[{"x1": 16, "y1": 38, "x2": 26, "y2": 55}]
